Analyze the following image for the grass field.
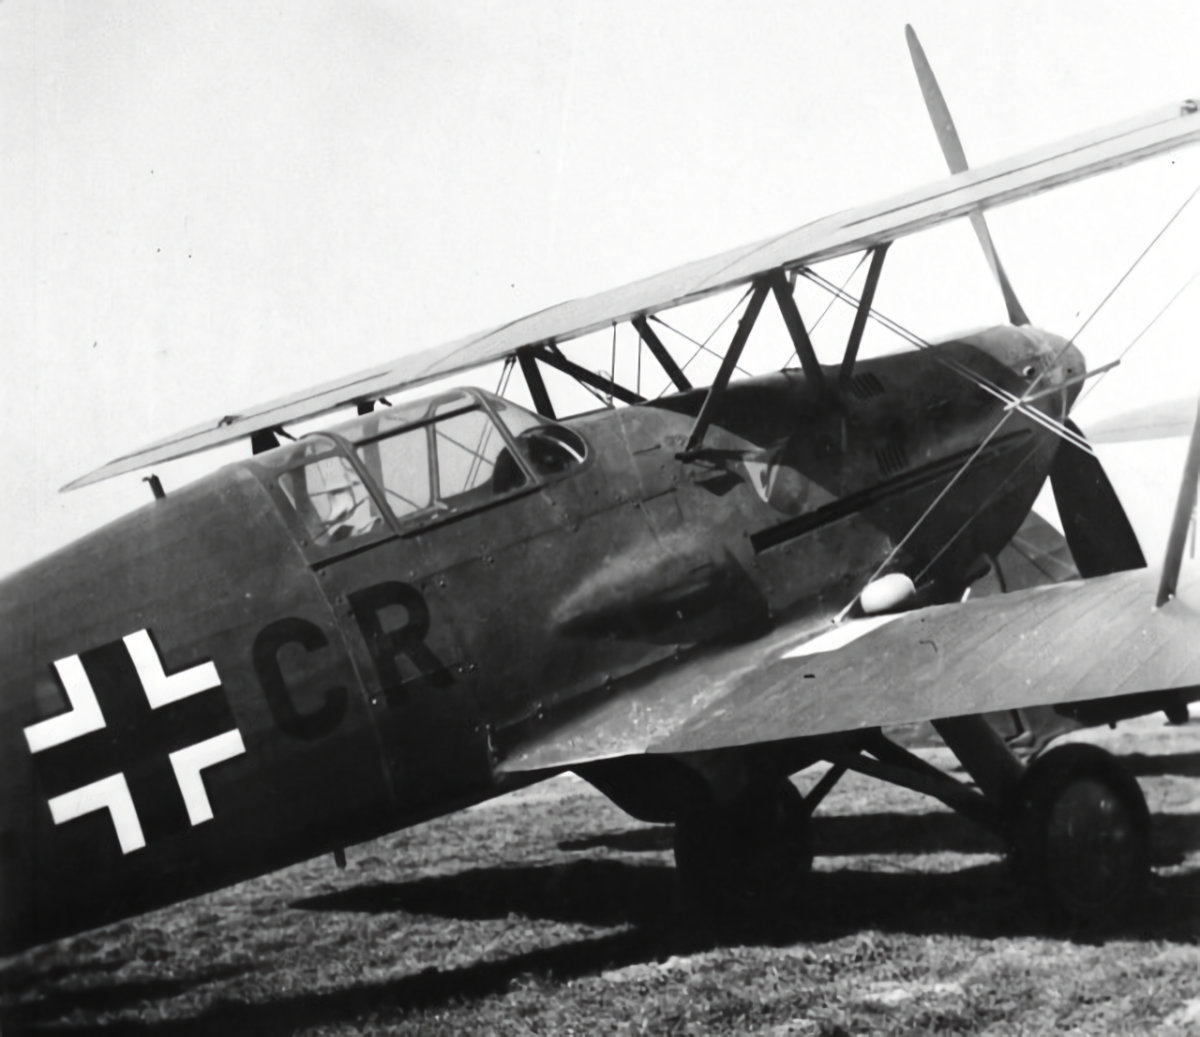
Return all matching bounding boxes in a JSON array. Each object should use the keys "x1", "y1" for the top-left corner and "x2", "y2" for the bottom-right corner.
[{"x1": 2, "y1": 716, "x2": 1198, "y2": 1035}]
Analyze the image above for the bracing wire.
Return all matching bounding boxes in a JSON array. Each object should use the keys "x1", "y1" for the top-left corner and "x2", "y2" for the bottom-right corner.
[
  {"x1": 650, "y1": 287, "x2": 752, "y2": 398},
  {"x1": 495, "y1": 355, "x2": 516, "y2": 397},
  {"x1": 802, "y1": 269, "x2": 1092, "y2": 454},
  {"x1": 1064, "y1": 183, "x2": 1200, "y2": 352},
  {"x1": 1076, "y1": 270, "x2": 1200, "y2": 408},
  {"x1": 1012, "y1": 181, "x2": 1200, "y2": 436},
  {"x1": 834, "y1": 409, "x2": 1018, "y2": 623},
  {"x1": 838, "y1": 183, "x2": 1200, "y2": 620},
  {"x1": 610, "y1": 321, "x2": 618, "y2": 395},
  {"x1": 914, "y1": 439, "x2": 1046, "y2": 582},
  {"x1": 654, "y1": 316, "x2": 754, "y2": 379},
  {"x1": 636, "y1": 326, "x2": 642, "y2": 396}
]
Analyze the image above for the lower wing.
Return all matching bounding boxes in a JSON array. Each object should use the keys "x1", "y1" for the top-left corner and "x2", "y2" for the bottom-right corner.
[{"x1": 500, "y1": 564, "x2": 1198, "y2": 772}]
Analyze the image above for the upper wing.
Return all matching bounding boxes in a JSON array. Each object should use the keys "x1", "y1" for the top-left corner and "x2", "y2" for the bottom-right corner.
[
  {"x1": 499, "y1": 564, "x2": 1200, "y2": 771},
  {"x1": 66, "y1": 93, "x2": 1200, "y2": 491}
]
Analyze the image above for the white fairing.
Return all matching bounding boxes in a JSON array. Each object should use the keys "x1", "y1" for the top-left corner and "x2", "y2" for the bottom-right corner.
[{"x1": 861, "y1": 573, "x2": 916, "y2": 615}]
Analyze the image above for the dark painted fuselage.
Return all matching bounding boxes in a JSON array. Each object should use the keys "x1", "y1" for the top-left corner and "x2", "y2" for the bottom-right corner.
[{"x1": 0, "y1": 324, "x2": 1080, "y2": 952}]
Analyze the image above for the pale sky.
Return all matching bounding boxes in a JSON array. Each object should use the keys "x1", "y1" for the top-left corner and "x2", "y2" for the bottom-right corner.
[{"x1": 4, "y1": 0, "x2": 1200, "y2": 577}]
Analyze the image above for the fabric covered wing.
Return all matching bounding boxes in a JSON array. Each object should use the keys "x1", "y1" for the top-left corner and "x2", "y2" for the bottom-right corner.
[
  {"x1": 500, "y1": 566, "x2": 1200, "y2": 772},
  {"x1": 66, "y1": 94, "x2": 1200, "y2": 491}
]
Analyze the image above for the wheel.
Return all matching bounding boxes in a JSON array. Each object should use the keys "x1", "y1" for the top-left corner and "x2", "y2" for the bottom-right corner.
[
  {"x1": 1008, "y1": 743, "x2": 1149, "y2": 927},
  {"x1": 673, "y1": 780, "x2": 812, "y2": 918}
]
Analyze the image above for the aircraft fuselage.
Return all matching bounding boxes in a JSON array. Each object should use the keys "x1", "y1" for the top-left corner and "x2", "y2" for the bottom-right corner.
[{"x1": 0, "y1": 323, "x2": 1079, "y2": 952}]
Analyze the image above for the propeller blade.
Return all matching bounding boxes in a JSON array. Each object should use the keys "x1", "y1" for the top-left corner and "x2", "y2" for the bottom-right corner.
[
  {"x1": 1082, "y1": 397, "x2": 1197, "y2": 443},
  {"x1": 1049, "y1": 418, "x2": 1146, "y2": 576},
  {"x1": 905, "y1": 25, "x2": 1031, "y2": 326}
]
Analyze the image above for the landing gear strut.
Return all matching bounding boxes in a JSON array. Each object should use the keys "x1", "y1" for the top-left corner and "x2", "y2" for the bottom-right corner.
[
  {"x1": 667, "y1": 715, "x2": 1152, "y2": 926},
  {"x1": 673, "y1": 779, "x2": 812, "y2": 916},
  {"x1": 666, "y1": 719, "x2": 1152, "y2": 929},
  {"x1": 933, "y1": 717, "x2": 1152, "y2": 926}
]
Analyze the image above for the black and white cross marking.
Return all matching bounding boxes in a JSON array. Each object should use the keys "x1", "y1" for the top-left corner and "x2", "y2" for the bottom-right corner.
[{"x1": 23, "y1": 629, "x2": 245, "y2": 854}]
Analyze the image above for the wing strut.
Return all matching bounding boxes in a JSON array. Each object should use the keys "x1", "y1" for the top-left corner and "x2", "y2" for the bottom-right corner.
[
  {"x1": 839, "y1": 244, "x2": 889, "y2": 387},
  {"x1": 534, "y1": 345, "x2": 645, "y2": 406},
  {"x1": 518, "y1": 347, "x2": 557, "y2": 418},
  {"x1": 634, "y1": 316, "x2": 693, "y2": 392},
  {"x1": 1157, "y1": 393, "x2": 1200, "y2": 606},
  {"x1": 681, "y1": 279, "x2": 770, "y2": 455},
  {"x1": 769, "y1": 270, "x2": 826, "y2": 394},
  {"x1": 251, "y1": 428, "x2": 282, "y2": 454}
]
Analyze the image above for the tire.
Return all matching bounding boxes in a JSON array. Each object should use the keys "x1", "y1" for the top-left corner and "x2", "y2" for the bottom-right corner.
[
  {"x1": 673, "y1": 779, "x2": 812, "y2": 919},
  {"x1": 1008, "y1": 743, "x2": 1149, "y2": 927}
]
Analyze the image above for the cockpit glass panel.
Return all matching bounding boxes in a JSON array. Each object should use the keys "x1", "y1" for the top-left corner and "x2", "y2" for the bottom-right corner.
[
  {"x1": 491, "y1": 398, "x2": 545, "y2": 437},
  {"x1": 492, "y1": 399, "x2": 588, "y2": 479},
  {"x1": 341, "y1": 390, "x2": 472, "y2": 445},
  {"x1": 267, "y1": 390, "x2": 588, "y2": 539},
  {"x1": 434, "y1": 407, "x2": 519, "y2": 500},
  {"x1": 358, "y1": 426, "x2": 432, "y2": 519},
  {"x1": 276, "y1": 441, "x2": 380, "y2": 546},
  {"x1": 348, "y1": 401, "x2": 534, "y2": 521}
]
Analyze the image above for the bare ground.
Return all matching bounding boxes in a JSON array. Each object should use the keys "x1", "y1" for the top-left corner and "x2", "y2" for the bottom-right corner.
[{"x1": 3, "y1": 717, "x2": 1199, "y2": 1035}]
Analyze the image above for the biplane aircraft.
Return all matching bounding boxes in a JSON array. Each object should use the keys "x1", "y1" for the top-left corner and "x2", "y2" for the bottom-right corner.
[{"x1": 4, "y1": 31, "x2": 1200, "y2": 954}]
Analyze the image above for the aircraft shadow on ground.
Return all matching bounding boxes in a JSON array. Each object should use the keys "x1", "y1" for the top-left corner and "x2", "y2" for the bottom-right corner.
[
  {"x1": 1121, "y1": 750, "x2": 1200, "y2": 779},
  {"x1": 12, "y1": 799, "x2": 1197, "y2": 1034},
  {"x1": 293, "y1": 852, "x2": 1200, "y2": 939},
  {"x1": 559, "y1": 812, "x2": 1006, "y2": 856},
  {"x1": 0, "y1": 924, "x2": 712, "y2": 1037},
  {"x1": 558, "y1": 810, "x2": 1200, "y2": 867},
  {"x1": 31, "y1": 860, "x2": 1200, "y2": 1036},
  {"x1": 0, "y1": 964, "x2": 251, "y2": 1032}
]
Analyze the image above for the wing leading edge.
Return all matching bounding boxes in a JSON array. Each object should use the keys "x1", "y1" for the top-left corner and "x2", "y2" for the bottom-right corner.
[
  {"x1": 66, "y1": 92, "x2": 1200, "y2": 491},
  {"x1": 499, "y1": 565, "x2": 1200, "y2": 772}
]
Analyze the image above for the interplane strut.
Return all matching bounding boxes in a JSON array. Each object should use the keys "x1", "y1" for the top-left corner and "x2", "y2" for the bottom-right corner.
[
  {"x1": 768, "y1": 270, "x2": 825, "y2": 393},
  {"x1": 682, "y1": 279, "x2": 771, "y2": 455},
  {"x1": 839, "y1": 245, "x2": 890, "y2": 387}
]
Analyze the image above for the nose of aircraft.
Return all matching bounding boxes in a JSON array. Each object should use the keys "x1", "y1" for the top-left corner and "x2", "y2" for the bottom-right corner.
[
  {"x1": 1063, "y1": 339, "x2": 1086, "y2": 411},
  {"x1": 959, "y1": 325, "x2": 1087, "y2": 418},
  {"x1": 1033, "y1": 329, "x2": 1086, "y2": 413}
]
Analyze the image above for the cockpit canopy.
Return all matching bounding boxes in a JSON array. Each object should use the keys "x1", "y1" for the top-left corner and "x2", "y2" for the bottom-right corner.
[{"x1": 254, "y1": 389, "x2": 587, "y2": 551}]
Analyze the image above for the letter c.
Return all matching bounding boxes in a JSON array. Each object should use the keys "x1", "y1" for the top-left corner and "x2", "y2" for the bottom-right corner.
[{"x1": 252, "y1": 617, "x2": 348, "y2": 738}]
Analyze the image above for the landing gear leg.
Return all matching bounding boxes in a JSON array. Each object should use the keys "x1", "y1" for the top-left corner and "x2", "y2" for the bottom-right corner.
[
  {"x1": 936, "y1": 716, "x2": 1151, "y2": 925},
  {"x1": 835, "y1": 719, "x2": 1151, "y2": 926},
  {"x1": 673, "y1": 779, "x2": 813, "y2": 917},
  {"x1": 1007, "y1": 743, "x2": 1150, "y2": 926}
]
